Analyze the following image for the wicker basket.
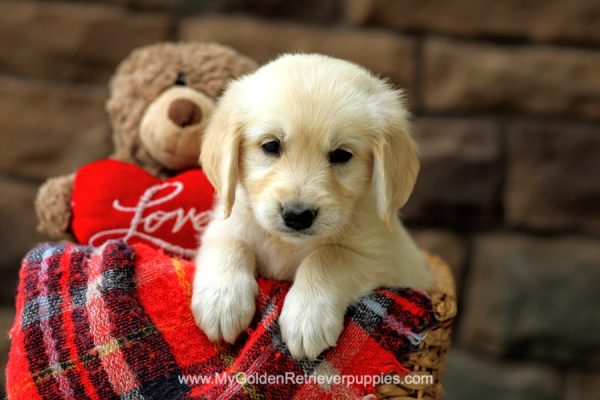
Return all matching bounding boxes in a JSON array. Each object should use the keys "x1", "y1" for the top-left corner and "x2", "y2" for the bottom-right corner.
[{"x1": 375, "y1": 252, "x2": 457, "y2": 399}]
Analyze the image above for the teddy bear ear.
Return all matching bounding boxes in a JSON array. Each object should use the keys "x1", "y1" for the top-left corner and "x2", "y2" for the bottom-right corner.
[
  {"x1": 232, "y1": 53, "x2": 259, "y2": 76},
  {"x1": 200, "y1": 88, "x2": 242, "y2": 218}
]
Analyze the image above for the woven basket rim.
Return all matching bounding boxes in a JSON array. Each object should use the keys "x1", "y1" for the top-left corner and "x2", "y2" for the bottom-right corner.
[
  {"x1": 375, "y1": 252, "x2": 457, "y2": 400},
  {"x1": 424, "y1": 251, "x2": 457, "y2": 321}
]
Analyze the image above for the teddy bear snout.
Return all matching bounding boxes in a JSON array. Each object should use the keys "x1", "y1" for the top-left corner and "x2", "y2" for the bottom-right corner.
[{"x1": 168, "y1": 98, "x2": 203, "y2": 128}]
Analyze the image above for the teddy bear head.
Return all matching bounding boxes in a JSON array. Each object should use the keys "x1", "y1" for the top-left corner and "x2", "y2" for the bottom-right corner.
[
  {"x1": 106, "y1": 42, "x2": 258, "y2": 175},
  {"x1": 34, "y1": 42, "x2": 257, "y2": 240}
]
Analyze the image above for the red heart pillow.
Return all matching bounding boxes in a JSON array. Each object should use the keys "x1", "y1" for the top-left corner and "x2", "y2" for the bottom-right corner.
[{"x1": 71, "y1": 159, "x2": 214, "y2": 258}]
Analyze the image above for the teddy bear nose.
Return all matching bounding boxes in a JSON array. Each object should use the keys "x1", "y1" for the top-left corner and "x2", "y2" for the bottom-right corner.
[{"x1": 168, "y1": 98, "x2": 202, "y2": 128}]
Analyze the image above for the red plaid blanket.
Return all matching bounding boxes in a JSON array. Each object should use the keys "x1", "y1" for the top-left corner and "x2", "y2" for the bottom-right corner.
[{"x1": 6, "y1": 240, "x2": 437, "y2": 399}]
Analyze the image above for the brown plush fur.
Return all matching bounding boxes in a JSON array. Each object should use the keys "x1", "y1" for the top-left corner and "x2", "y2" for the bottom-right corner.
[
  {"x1": 35, "y1": 42, "x2": 258, "y2": 238},
  {"x1": 108, "y1": 42, "x2": 257, "y2": 176}
]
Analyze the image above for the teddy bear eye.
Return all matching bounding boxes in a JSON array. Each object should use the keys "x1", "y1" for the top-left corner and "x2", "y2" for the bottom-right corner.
[
  {"x1": 261, "y1": 140, "x2": 281, "y2": 156},
  {"x1": 329, "y1": 148, "x2": 353, "y2": 164},
  {"x1": 174, "y1": 72, "x2": 187, "y2": 86}
]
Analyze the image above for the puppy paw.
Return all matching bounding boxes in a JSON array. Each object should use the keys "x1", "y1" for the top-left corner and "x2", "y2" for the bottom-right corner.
[
  {"x1": 279, "y1": 288, "x2": 345, "y2": 360},
  {"x1": 192, "y1": 272, "x2": 258, "y2": 344}
]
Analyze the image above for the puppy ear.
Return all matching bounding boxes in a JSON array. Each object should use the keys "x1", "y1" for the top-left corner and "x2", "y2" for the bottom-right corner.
[
  {"x1": 200, "y1": 89, "x2": 241, "y2": 218},
  {"x1": 372, "y1": 89, "x2": 419, "y2": 226}
]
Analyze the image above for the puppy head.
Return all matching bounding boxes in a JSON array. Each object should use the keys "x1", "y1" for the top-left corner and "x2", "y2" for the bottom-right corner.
[{"x1": 201, "y1": 54, "x2": 419, "y2": 240}]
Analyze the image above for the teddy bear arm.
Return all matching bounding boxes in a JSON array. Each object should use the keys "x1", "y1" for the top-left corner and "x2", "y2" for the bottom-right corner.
[{"x1": 35, "y1": 173, "x2": 76, "y2": 238}]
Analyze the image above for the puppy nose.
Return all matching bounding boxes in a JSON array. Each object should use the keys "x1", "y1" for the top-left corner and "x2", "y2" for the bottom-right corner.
[
  {"x1": 282, "y1": 203, "x2": 318, "y2": 231},
  {"x1": 168, "y1": 98, "x2": 202, "y2": 128}
]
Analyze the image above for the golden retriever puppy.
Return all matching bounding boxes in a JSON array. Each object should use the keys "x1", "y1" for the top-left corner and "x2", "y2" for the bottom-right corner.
[{"x1": 192, "y1": 54, "x2": 432, "y2": 360}]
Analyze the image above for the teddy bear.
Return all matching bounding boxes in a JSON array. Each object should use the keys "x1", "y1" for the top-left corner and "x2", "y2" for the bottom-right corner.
[{"x1": 35, "y1": 42, "x2": 258, "y2": 241}]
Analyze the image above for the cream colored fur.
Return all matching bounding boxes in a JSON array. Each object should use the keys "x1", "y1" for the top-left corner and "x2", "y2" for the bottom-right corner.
[{"x1": 192, "y1": 54, "x2": 432, "y2": 360}]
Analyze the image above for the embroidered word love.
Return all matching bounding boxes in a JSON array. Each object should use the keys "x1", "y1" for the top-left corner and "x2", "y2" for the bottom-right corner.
[
  {"x1": 71, "y1": 160, "x2": 215, "y2": 258},
  {"x1": 88, "y1": 182, "x2": 212, "y2": 257}
]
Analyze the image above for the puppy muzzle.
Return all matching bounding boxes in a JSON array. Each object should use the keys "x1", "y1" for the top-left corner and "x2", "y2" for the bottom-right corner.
[{"x1": 281, "y1": 203, "x2": 318, "y2": 231}]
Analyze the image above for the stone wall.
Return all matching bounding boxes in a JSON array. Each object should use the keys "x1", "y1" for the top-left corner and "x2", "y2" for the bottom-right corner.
[{"x1": 1, "y1": 0, "x2": 599, "y2": 398}]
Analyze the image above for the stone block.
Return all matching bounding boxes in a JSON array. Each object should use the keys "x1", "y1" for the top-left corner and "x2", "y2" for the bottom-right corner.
[
  {"x1": 0, "y1": 1, "x2": 171, "y2": 83},
  {"x1": 506, "y1": 121, "x2": 600, "y2": 234},
  {"x1": 0, "y1": 77, "x2": 111, "y2": 180},
  {"x1": 460, "y1": 234, "x2": 600, "y2": 366},
  {"x1": 404, "y1": 117, "x2": 502, "y2": 226},
  {"x1": 423, "y1": 38, "x2": 600, "y2": 119}
]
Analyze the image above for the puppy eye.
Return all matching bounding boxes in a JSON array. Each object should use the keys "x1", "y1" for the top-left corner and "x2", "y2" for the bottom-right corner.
[
  {"x1": 329, "y1": 148, "x2": 353, "y2": 164},
  {"x1": 174, "y1": 72, "x2": 187, "y2": 86},
  {"x1": 261, "y1": 140, "x2": 281, "y2": 156}
]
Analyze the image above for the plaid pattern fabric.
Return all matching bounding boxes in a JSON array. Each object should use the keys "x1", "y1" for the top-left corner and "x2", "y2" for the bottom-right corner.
[{"x1": 7, "y1": 240, "x2": 438, "y2": 400}]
